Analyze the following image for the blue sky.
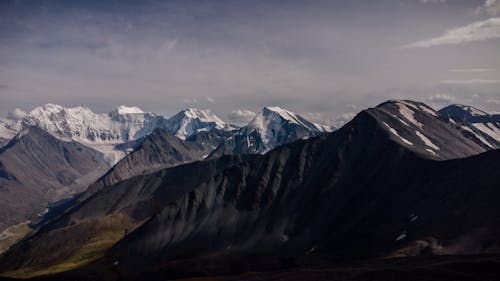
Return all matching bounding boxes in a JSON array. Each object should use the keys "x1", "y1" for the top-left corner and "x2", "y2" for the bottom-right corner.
[{"x1": 1, "y1": 0, "x2": 499, "y2": 125}]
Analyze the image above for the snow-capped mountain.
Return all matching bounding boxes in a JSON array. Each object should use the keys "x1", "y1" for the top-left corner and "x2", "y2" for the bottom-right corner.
[
  {"x1": 164, "y1": 108, "x2": 235, "y2": 140},
  {"x1": 21, "y1": 104, "x2": 164, "y2": 144},
  {"x1": 0, "y1": 104, "x2": 235, "y2": 164},
  {"x1": 438, "y1": 104, "x2": 500, "y2": 149},
  {"x1": 372, "y1": 100, "x2": 487, "y2": 159},
  {"x1": 209, "y1": 106, "x2": 332, "y2": 157}
]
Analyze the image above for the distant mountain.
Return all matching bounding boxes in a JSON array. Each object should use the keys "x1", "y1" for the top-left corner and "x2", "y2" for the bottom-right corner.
[
  {"x1": 78, "y1": 128, "x2": 232, "y2": 202},
  {"x1": 1, "y1": 104, "x2": 236, "y2": 164},
  {"x1": 372, "y1": 100, "x2": 488, "y2": 158},
  {"x1": 0, "y1": 119, "x2": 20, "y2": 147},
  {"x1": 164, "y1": 108, "x2": 235, "y2": 140},
  {"x1": 209, "y1": 106, "x2": 332, "y2": 157},
  {"x1": 1, "y1": 100, "x2": 493, "y2": 280},
  {"x1": 0, "y1": 127, "x2": 109, "y2": 232},
  {"x1": 439, "y1": 104, "x2": 500, "y2": 149}
]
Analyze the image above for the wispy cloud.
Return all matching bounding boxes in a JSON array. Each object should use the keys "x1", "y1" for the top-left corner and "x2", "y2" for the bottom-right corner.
[
  {"x1": 449, "y1": 68, "x2": 496, "y2": 73},
  {"x1": 426, "y1": 93, "x2": 455, "y2": 104},
  {"x1": 476, "y1": 0, "x2": 500, "y2": 16},
  {"x1": 419, "y1": 0, "x2": 447, "y2": 4},
  {"x1": 183, "y1": 98, "x2": 198, "y2": 104},
  {"x1": 227, "y1": 109, "x2": 256, "y2": 125},
  {"x1": 402, "y1": 17, "x2": 500, "y2": 48},
  {"x1": 440, "y1": 79, "x2": 500, "y2": 84}
]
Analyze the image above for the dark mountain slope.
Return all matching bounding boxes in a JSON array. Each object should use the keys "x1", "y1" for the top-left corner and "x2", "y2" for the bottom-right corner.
[
  {"x1": 0, "y1": 127, "x2": 109, "y2": 232},
  {"x1": 438, "y1": 104, "x2": 500, "y2": 149},
  {"x1": 0, "y1": 100, "x2": 494, "y2": 280},
  {"x1": 0, "y1": 154, "x2": 254, "y2": 277},
  {"x1": 77, "y1": 129, "x2": 232, "y2": 203},
  {"x1": 107, "y1": 105, "x2": 493, "y2": 263}
]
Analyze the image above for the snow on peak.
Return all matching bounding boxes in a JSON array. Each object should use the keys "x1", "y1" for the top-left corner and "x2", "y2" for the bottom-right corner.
[
  {"x1": 244, "y1": 106, "x2": 331, "y2": 151},
  {"x1": 111, "y1": 105, "x2": 144, "y2": 115},
  {"x1": 22, "y1": 104, "x2": 161, "y2": 144},
  {"x1": 451, "y1": 104, "x2": 488, "y2": 117},
  {"x1": 166, "y1": 108, "x2": 230, "y2": 139}
]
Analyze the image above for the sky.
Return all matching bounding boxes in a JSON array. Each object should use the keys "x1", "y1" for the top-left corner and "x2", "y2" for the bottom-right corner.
[{"x1": 0, "y1": 0, "x2": 499, "y2": 126}]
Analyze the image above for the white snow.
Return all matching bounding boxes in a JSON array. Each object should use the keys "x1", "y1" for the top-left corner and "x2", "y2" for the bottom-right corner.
[
  {"x1": 166, "y1": 108, "x2": 231, "y2": 139},
  {"x1": 243, "y1": 106, "x2": 331, "y2": 153},
  {"x1": 396, "y1": 232, "x2": 407, "y2": 241},
  {"x1": 461, "y1": 125, "x2": 494, "y2": 148},
  {"x1": 472, "y1": 123, "x2": 500, "y2": 142},
  {"x1": 417, "y1": 104, "x2": 439, "y2": 117},
  {"x1": 455, "y1": 104, "x2": 488, "y2": 117},
  {"x1": 425, "y1": 149, "x2": 437, "y2": 155},
  {"x1": 396, "y1": 102, "x2": 423, "y2": 129},
  {"x1": 383, "y1": 122, "x2": 413, "y2": 146},
  {"x1": 112, "y1": 105, "x2": 144, "y2": 115},
  {"x1": 0, "y1": 119, "x2": 18, "y2": 140},
  {"x1": 416, "y1": 131, "x2": 440, "y2": 150},
  {"x1": 391, "y1": 114, "x2": 410, "y2": 126}
]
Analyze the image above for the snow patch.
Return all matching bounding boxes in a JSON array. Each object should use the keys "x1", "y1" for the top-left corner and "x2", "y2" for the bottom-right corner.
[
  {"x1": 112, "y1": 105, "x2": 144, "y2": 115},
  {"x1": 396, "y1": 232, "x2": 407, "y2": 241},
  {"x1": 391, "y1": 114, "x2": 410, "y2": 126},
  {"x1": 417, "y1": 104, "x2": 439, "y2": 117},
  {"x1": 416, "y1": 131, "x2": 440, "y2": 150},
  {"x1": 396, "y1": 102, "x2": 423, "y2": 129},
  {"x1": 425, "y1": 149, "x2": 437, "y2": 155},
  {"x1": 472, "y1": 123, "x2": 500, "y2": 142},
  {"x1": 383, "y1": 122, "x2": 413, "y2": 146},
  {"x1": 461, "y1": 125, "x2": 494, "y2": 148}
]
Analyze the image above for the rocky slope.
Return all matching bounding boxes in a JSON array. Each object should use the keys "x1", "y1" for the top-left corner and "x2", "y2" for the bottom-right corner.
[
  {"x1": 0, "y1": 100, "x2": 494, "y2": 280},
  {"x1": 0, "y1": 127, "x2": 109, "y2": 232},
  {"x1": 78, "y1": 128, "x2": 232, "y2": 202},
  {"x1": 439, "y1": 104, "x2": 500, "y2": 149}
]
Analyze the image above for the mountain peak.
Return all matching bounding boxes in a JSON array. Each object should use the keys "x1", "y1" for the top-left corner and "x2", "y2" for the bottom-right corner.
[
  {"x1": 167, "y1": 108, "x2": 230, "y2": 140},
  {"x1": 439, "y1": 104, "x2": 489, "y2": 120},
  {"x1": 110, "y1": 105, "x2": 144, "y2": 116}
]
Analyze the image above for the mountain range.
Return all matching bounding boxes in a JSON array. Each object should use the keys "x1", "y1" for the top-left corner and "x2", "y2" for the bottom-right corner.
[
  {"x1": 0, "y1": 100, "x2": 498, "y2": 280},
  {"x1": 0, "y1": 105, "x2": 331, "y2": 235}
]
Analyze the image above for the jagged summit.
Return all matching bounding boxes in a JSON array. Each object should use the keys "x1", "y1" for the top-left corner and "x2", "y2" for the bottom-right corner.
[
  {"x1": 438, "y1": 104, "x2": 500, "y2": 148},
  {"x1": 208, "y1": 106, "x2": 332, "y2": 157},
  {"x1": 367, "y1": 100, "x2": 486, "y2": 159},
  {"x1": 109, "y1": 105, "x2": 145, "y2": 116},
  {"x1": 439, "y1": 104, "x2": 499, "y2": 122},
  {"x1": 165, "y1": 108, "x2": 233, "y2": 140}
]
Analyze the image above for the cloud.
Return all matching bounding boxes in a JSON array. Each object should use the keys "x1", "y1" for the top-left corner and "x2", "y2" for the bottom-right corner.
[
  {"x1": 227, "y1": 109, "x2": 256, "y2": 125},
  {"x1": 331, "y1": 112, "x2": 356, "y2": 128},
  {"x1": 449, "y1": 68, "x2": 496, "y2": 73},
  {"x1": 7, "y1": 108, "x2": 27, "y2": 120},
  {"x1": 476, "y1": 0, "x2": 500, "y2": 16},
  {"x1": 402, "y1": 17, "x2": 500, "y2": 48},
  {"x1": 486, "y1": 99, "x2": 500, "y2": 105},
  {"x1": 440, "y1": 79, "x2": 500, "y2": 84},
  {"x1": 206, "y1": 97, "x2": 215, "y2": 103},
  {"x1": 183, "y1": 98, "x2": 198, "y2": 104},
  {"x1": 419, "y1": 0, "x2": 446, "y2": 3},
  {"x1": 426, "y1": 93, "x2": 455, "y2": 104}
]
